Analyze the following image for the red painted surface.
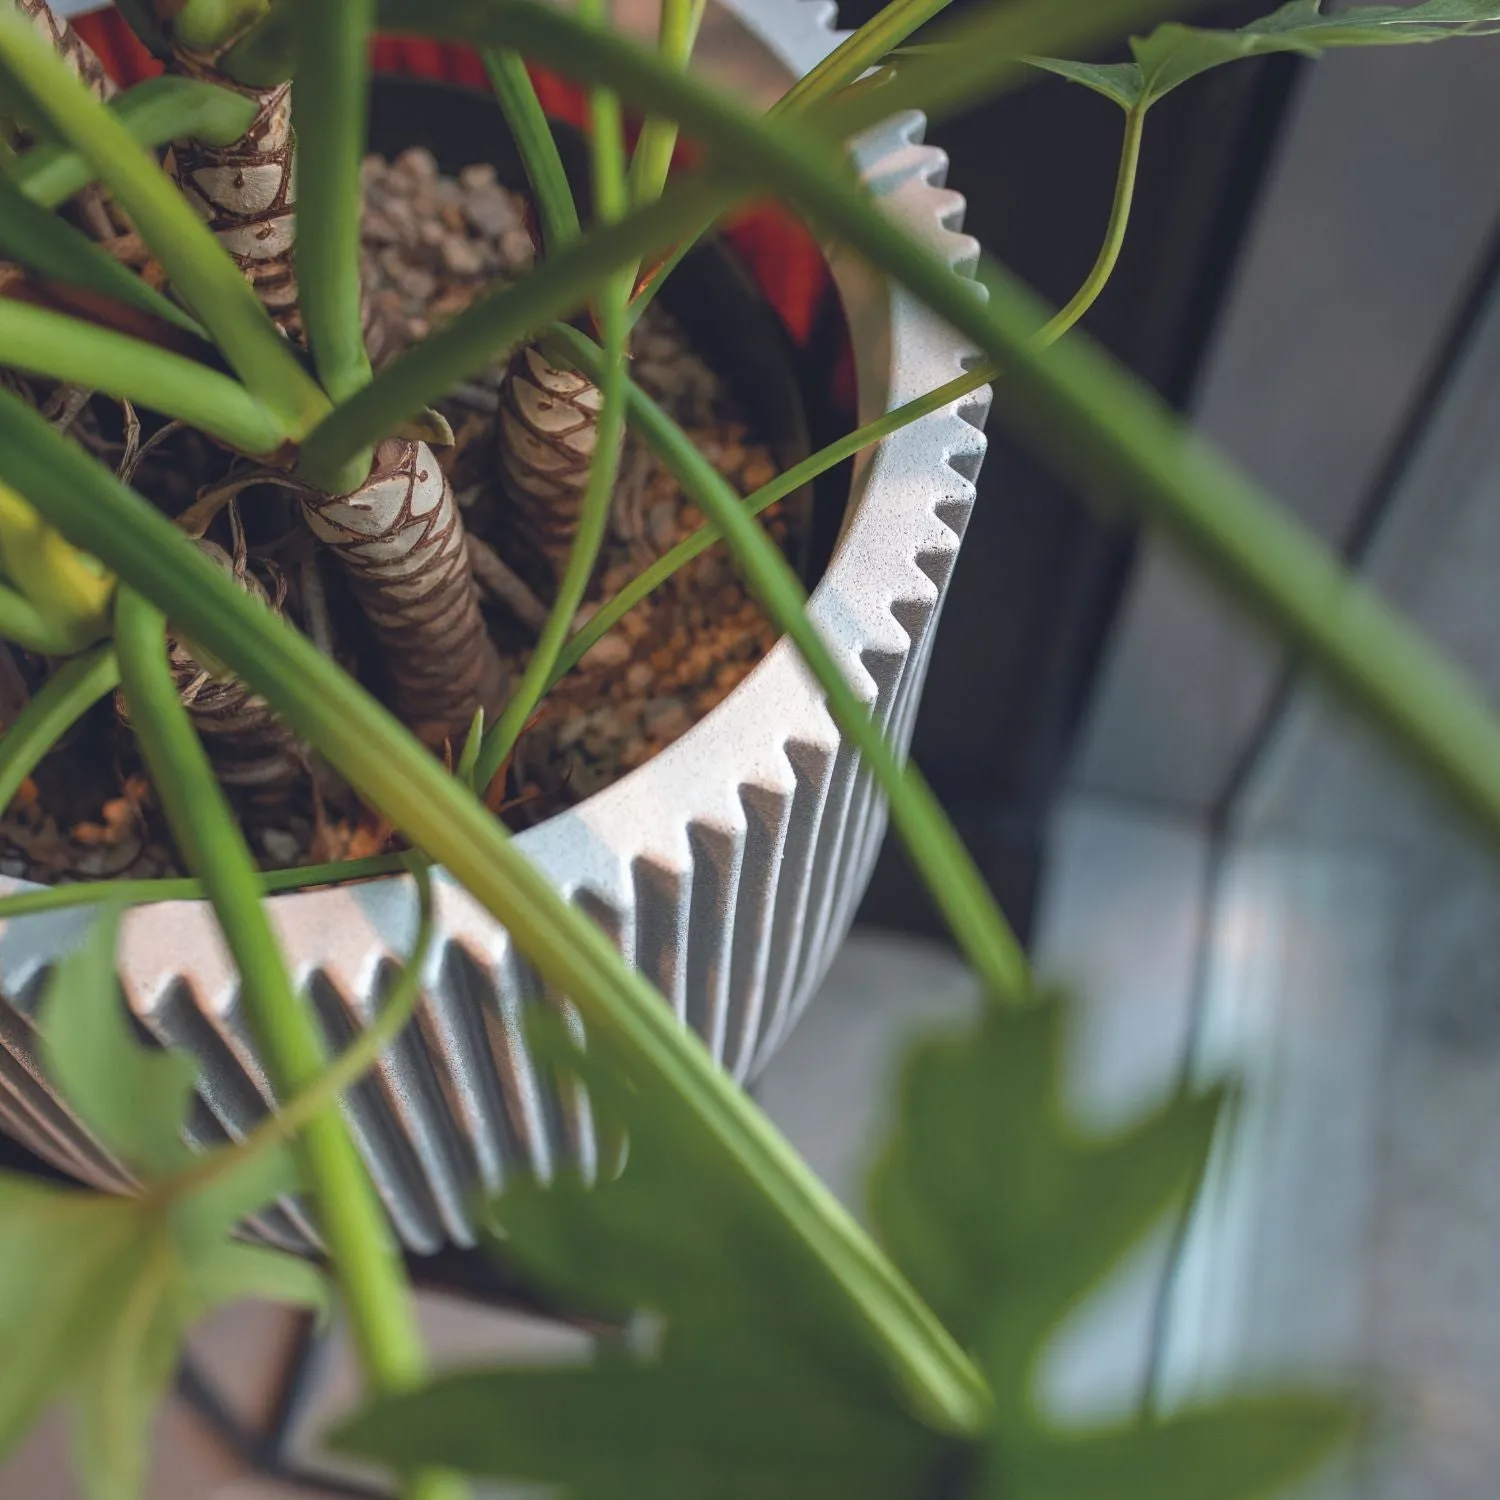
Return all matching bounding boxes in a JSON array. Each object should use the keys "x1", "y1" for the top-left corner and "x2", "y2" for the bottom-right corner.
[{"x1": 71, "y1": 9, "x2": 854, "y2": 412}]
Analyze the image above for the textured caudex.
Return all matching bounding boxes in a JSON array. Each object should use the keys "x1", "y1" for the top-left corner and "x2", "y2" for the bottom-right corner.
[
  {"x1": 165, "y1": 71, "x2": 303, "y2": 335},
  {"x1": 152, "y1": 12, "x2": 390, "y2": 357},
  {"x1": 117, "y1": 540, "x2": 307, "y2": 799},
  {"x1": 495, "y1": 341, "x2": 619, "y2": 589},
  {"x1": 301, "y1": 440, "x2": 506, "y2": 748},
  {"x1": 482, "y1": 91, "x2": 616, "y2": 587}
]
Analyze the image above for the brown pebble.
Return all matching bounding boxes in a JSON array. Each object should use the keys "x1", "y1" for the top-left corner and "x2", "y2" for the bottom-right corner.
[
  {"x1": 582, "y1": 633, "x2": 632, "y2": 670},
  {"x1": 441, "y1": 234, "x2": 485, "y2": 277}
]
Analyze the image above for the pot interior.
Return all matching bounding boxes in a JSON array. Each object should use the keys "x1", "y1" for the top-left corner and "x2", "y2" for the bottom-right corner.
[{"x1": 366, "y1": 73, "x2": 852, "y2": 585}]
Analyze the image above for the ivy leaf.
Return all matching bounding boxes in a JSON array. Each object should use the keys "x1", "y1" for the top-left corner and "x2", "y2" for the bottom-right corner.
[
  {"x1": 1031, "y1": 0, "x2": 1500, "y2": 112},
  {"x1": 868, "y1": 992, "x2": 1224, "y2": 1408},
  {"x1": 1021, "y1": 57, "x2": 1143, "y2": 110},
  {"x1": 0, "y1": 907, "x2": 327, "y2": 1499},
  {"x1": 334, "y1": 1019, "x2": 954, "y2": 1493},
  {"x1": 39, "y1": 902, "x2": 199, "y2": 1179}
]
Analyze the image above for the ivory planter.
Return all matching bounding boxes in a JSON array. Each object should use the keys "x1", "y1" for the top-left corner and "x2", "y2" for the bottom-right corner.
[{"x1": 0, "y1": 0, "x2": 990, "y2": 1253}]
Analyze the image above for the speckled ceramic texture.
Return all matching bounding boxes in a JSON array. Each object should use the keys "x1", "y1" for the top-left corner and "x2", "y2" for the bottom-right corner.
[{"x1": 0, "y1": 0, "x2": 990, "y2": 1252}]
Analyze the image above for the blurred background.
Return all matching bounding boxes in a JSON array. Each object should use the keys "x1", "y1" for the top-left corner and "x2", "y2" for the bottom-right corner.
[{"x1": 7, "y1": 0, "x2": 1500, "y2": 1495}]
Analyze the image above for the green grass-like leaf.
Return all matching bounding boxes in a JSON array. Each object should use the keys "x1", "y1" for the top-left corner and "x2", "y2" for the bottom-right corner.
[
  {"x1": 10, "y1": 76, "x2": 257, "y2": 210},
  {"x1": 292, "y1": 0, "x2": 376, "y2": 420},
  {"x1": 0, "y1": 299, "x2": 285, "y2": 453},
  {"x1": 483, "y1": 47, "x2": 579, "y2": 255},
  {"x1": 0, "y1": 645, "x2": 119, "y2": 817}
]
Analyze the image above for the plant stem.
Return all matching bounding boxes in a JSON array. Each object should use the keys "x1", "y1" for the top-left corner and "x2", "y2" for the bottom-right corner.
[
  {"x1": 111, "y1": 589, "x2": 450, "y2": 1500},
  {"x1": 557, "y1": 96, "x2": 1145, "y2": 712},
  {"x1": 0, "y1": 852, "x2": 412, "y2": 920},
  {"x1": 0, "y1": 645, "x2": 118, "y2": 816},
  {"x1": 0, "y1": 302, "x2": 283, "y2": 454},
  {"x1": 293, "y1": 0, "x2": 376, "y2": 414},
  {"x1": 0, "y1": 4, "x2": 327, "y2": 437},
  {"x1": 482, "y1": 48, "x2": 579, "y2": 255},
  {"x1": 475, "y1": 0, "x2": 631, "y2": 793},
  {"x1": 626, "y1": 0, "x2": 707, "y2": 209}
]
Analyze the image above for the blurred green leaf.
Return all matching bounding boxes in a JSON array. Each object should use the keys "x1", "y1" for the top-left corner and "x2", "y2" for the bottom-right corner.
[
  {"x1": 0, "y1": 1160, "x2": 322, "y2": 1500},
  {"x1": 335, "y1": 1020, "x2": 953, "y2": 1490},
  {"x1": 1031, "y1": 0, "x2": 1500, "y2": 111},
  {"x1": 0, "y1": 904, "x2": 327, "y2": 1498},
  {"x1": 336, "y1": 1362, "x2": 947, "y2": 1499},
  {"x1": 868, "y1": 994, "x2": 1224, "y2": 1410},
  {"x1": 339, "y1": 998, "x2": 1346, "y2": 1500},
  {"x1": 40, "y1": 904, "x2": 198, "y2": 1179},
  {"x1": 997, "y1": 1395, "x2": 1353, "y2": 1500}
]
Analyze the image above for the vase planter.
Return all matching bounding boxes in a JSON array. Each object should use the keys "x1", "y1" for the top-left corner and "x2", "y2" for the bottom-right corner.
[{"x1": 0, "y1": 0, "x2": 990, "y2": 1254}]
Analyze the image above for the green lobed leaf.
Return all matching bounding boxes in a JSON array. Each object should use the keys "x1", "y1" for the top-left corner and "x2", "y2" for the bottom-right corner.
[
  {"x1": 40, "y1": 904, "x2": 199, "y2": 1179},
  {"x1": 1031, "y1": 0, "x2": 1500, "y2": 113},
  {"x1": 996, "y1": 1395, "x2": 1353, "y2": 1500},
  {"x1": 335, "y1": 1021, "x2": 953, "y2": 1492},
  {"x1": 868, "y1": 994, "x2": 1224, "y2": 1413},
  {"x1": 0, "y1": 1156, "x2": 324, "y2": 1498},
  {"x1": 1021, "y1": 55, "x2": 1144, "y2": 109}
]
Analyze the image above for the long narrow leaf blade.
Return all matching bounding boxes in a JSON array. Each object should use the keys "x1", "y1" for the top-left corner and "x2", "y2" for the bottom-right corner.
[
  {"x1": 11, "y1": 76, "x2": 258, "y2": 210},
  {"x1": 0, "y1": 300, "x2": 284, "y2": 453}
]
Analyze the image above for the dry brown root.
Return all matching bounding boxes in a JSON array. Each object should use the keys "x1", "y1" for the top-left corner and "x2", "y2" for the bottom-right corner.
[
  {"x1": 300, "y1": 439, "x2": 507, "y2": 748},
  {"x1": 494, "y1": 342, "x2": 623, "y2": 591},
  {"x1": 116, "y1": 539, "x2": 307, "y2": 802}
]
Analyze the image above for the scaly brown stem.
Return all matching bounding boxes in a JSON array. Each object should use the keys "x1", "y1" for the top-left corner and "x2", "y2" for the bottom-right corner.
[{"x1": 301, "y1": 440, "x2": 507, "y2": 747}]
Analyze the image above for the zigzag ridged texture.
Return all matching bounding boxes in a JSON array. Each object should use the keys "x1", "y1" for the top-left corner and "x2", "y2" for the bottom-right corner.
[{"x1": 0, "y1": 0, "x2": 991, "y2": 1254}]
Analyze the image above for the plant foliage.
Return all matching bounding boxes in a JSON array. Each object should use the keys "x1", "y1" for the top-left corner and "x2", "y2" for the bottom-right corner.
[
  {"x1": 335, "y1": 994, "x2": 1348, "y2": 1498},
  {"x1": 0, "y1": 906, "x2": 323, "y2": 1500},
  {"x1": 1029, "y1": 0, "x2": 1500, "y2": 111}
]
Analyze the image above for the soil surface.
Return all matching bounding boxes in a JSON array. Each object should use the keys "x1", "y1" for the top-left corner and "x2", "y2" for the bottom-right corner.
[{"x1": 0, "y1": 150, "x2": 796, "y2": 885}]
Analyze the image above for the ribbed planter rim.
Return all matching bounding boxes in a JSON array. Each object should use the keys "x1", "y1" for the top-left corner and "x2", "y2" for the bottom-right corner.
[{"x1": 0, "y1": 0, "x2": 990, "y2": 1255}]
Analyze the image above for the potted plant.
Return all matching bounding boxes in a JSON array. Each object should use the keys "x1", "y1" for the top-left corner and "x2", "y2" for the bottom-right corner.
[
  {"x1": 0, "y1": 0, "x2": 991, "y2": 1250},
  {"x1": 1, "y1": 1, "x2": 1499, "y2": 1497}
]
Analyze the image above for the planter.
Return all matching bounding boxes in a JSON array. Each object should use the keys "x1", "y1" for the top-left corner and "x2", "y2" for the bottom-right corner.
[{"x1": 0, "y1": 0, "x2": 990, "y2": 1254}]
